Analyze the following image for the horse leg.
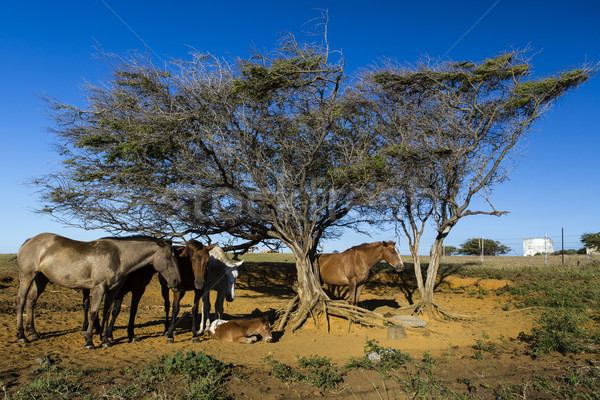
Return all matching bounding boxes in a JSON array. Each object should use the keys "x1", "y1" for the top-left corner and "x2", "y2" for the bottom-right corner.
[
  {"x1": 24, "y1": 273, "x2": 49, "y2": 340},
  {"x1": 236, "y1": 336, "x2": 257, "y2": 344},
  {"x1": 354, "y1": 284, "x2": 365, "y2": 307},
  {"x1": 127, "y1": 287, "x2": 146, "y2": 342},
  {"x1": 159, "y1": 275, "x2": 171, "y2": 335},
  {"x1": 201, "y1": 291, "x2": 211, "y2": 333},
  {"x1": 100, "y1": 287, "x2": 121, "y2": 347},
  {"x1": 85, "y1": 285, "x2": 106, "y2": 349},
  {"x1": 15, "y1": 271, "x2": 36, "y2": 342},
  {"x1": 215, "y1": 292, "x2": 225, "y2": 320},
  {"x1": 82, "y1": 289, "x2": 90, "y2": 332},
  {"x1": 82, "y1": 289, "x2": 102, "y2": 334},
  {"x1": 191, "y1": 290, "x2": 202, "y2": 342},
  {"x1": 107, "y1": 287, "x2": 127, "y2": 342},
  {"x1": 166, "y1": 290, "x2": 184, "y2": 343},
  {"x1": 348, "y1": 281, "x2": 358, "y2": 306}
]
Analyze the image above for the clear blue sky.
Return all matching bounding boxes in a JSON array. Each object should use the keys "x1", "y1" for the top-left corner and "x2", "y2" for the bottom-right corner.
[{"x1": 1, "y1": 1, "x2": 598, "y2": 255}]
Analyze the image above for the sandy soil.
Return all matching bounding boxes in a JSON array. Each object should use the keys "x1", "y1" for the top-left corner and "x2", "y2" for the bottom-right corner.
[{"x1": 0, "y1": 261, "x2": 594, "y2": 399}]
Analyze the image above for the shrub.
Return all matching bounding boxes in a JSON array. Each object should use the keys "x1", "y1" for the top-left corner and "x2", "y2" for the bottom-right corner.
[
  {"x1": 140, "y1": 350, "x2": 232, "y2": 399},
  {"x1": 528, "y1": 309, "x2": 587, "y2": 355},
  {"x1": 345, "y1": 339, "x2": 412, "y2": 375},
  {"x1": 266, "y1": 355, "x2": 343, "y2": 391}
]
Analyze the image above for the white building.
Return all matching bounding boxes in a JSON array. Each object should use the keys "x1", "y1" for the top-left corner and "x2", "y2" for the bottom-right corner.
[{"x1": 523, "y1": 238, "x2": 554, "y2": 256}]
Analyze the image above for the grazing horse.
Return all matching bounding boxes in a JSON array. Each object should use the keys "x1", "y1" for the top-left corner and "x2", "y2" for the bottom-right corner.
[
  {"x1": 82, "y1": 239, "x2": 214, "y2": 342},
  {"x1": 161, "y1": 242, "x2": 218, "y2": 343},
  {"x1": 208, "y1": 316, "x2": 272, "y2": 343},
  {"x1": 15, "y1": 233, "x2": 181, "y2": 349},
  {"x1": 317, "y1": 241, "x2": 404, "y2": 306},
  {"x1": 200, "y1": 246, "x2": 242, "y2": 333}
]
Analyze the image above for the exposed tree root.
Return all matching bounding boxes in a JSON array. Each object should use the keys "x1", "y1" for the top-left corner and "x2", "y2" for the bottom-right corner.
[
  {"x1": 275, "y1": 297, "x2": 429, "y2": 333},
  {"x1": 408, "y1": 300, "x2": 475, "y2": 321},
  {"x1": 274, "y1": 295, "x2": 299, "y2": 332}
]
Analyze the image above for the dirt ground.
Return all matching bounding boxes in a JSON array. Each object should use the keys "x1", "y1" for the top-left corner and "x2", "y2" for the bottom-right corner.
[{"x1": 0, "y1": 259, "x2": 595, "y2": 399}]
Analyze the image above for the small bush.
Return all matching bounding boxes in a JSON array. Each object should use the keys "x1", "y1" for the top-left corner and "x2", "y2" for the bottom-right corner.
[
  {"x1": 345, "y1": 339, "x2": 412, "y2": 375},
  {"x1": 266, "y1": 355, "x2": 343, "y2": 391},
  {"x1": 528, "y1": 309, "x2": 587, "y2": 355},
  {"x1": 140, "y1": 350, "x2": 232, "y2": 399},
  {"x1": 16, "y1": 365, "x2": 83, "y2": 399}
]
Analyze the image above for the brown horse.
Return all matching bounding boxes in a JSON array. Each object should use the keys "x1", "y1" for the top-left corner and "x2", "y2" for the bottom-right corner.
[
  {"x1": 317, "y1": 241, "x2": 404, "y2": 306},
  {"x1": 83, "y1": 239, "x2": 214, "y2": 343},
  {"x1": 16, "y1": 233, "x2": 181, "y2": 349},
  {"x1": 208, "y1": 316, "x2": 272, "y2": 343},
  {"x1": 161, "y1": 242, "x2": 217, "y2": 343}
]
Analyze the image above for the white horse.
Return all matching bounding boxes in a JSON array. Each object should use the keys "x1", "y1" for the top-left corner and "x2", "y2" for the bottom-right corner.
[{"x1": 200, "y1": 245, "x2": 242, "y2": 332}]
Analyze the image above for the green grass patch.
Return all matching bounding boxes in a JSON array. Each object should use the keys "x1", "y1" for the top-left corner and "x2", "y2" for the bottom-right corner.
[
  {"x1": 345, "y1": 339, "x2": 412, "y2": 376},
  {"x1": 266, "y1": 354, "x2": 343, "y2": 392}
]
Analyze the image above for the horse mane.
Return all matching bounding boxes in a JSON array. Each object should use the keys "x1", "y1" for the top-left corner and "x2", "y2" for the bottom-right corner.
[
  {"x1": 346, "y1": 241, "x2": 381, "y2": 252},
  {"x1": 209, "y1": 245, "x2": 239, "y2": 268}
]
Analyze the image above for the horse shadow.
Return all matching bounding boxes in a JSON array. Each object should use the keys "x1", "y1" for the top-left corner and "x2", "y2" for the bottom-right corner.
[
  {"x1": 106, "y1": 318, "x2": 168, "y2": 343},
  {"x1": 359, "y1": 298, "x2": 401, "y2": 311},
  {"x1": 22, "y1": 326, "x2": 80, "y2": 341}
]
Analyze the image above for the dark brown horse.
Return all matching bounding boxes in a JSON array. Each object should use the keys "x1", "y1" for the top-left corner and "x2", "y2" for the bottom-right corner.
[
  {"x1": 161, "y1": 242, "x2": 217, "y2": 343},
  {"x1": 82, "y1": 239, "x2": 214, "y2": 343},
  {"x1": 16, "y1": 233, "x2": 181, "y2": 349},
  {"x1": 317, "y1": 241, "x2": 404, "y2": 306}
]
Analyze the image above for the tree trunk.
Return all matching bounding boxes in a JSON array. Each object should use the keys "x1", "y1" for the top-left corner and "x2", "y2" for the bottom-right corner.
[
  {"x1": 422, "y1": 231, "x2": 447, "y2": 317},
  {"x1": 410, "y1": 238, "x2": 425, "y2": 300},
  {"x1": 275, "y1": 250, "x2": 328, "y2": 332}
]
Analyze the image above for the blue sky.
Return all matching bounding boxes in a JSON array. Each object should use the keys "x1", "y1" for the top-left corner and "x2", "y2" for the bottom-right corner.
[{"x1": 1, "y1": 1, "x2": 598, "y2": 255}]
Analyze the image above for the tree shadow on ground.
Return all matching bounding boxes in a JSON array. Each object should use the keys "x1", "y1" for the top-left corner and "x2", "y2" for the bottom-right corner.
[{"x1": 235, "y1": 259, "x2": 480, "y2": 307}]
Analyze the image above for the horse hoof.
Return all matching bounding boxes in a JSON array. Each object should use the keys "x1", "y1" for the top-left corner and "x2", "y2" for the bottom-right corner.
[
  {"x1": 129, "y1": 337, "x2": 139, "y2": 343},
  {"x1": 102, "y1": 342, "x2": 112, "y2": 348},
  {"x1": 166, "y1": 337, "x2": 174, "y2": 344},
  {"x1": 192, "y1": 337, "x2": 200, "y2": 343},
  {"x1": 16, "y1": 337, "x2": 29, "y2": 344},
  {"x1": 28, "y1": 333, "x2": 40, "y2": 341},
  {"x1": 84, "y1": 344, "x2": 95, "y2": 350}
]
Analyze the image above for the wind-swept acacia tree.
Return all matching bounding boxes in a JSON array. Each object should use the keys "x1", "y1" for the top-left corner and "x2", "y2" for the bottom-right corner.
[
  {"x1": 361, "y1": 50, "x2": 595, "y2": 317},
  {"x1": 37, "y1": 33, "x2": 392, "y2": 331}
]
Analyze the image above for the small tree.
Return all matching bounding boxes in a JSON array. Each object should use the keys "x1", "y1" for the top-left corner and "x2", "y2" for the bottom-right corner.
[
  {"x1": 459, "y1": 238, "x2": 510, "y2": 256},
  {"x1": 363, "y1": 50, "x2": 595, "y2": 317},
  {"x1": 581, "y1": 232, "x2": 600, "y2": 252},
  {"x1": 444, "y1": 246, "x2": 459, "y2": 255}
]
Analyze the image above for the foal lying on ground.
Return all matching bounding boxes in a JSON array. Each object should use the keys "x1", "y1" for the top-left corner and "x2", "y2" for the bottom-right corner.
[{"x1": 208, "y1": 316, "x2": 272, "y2": 344}]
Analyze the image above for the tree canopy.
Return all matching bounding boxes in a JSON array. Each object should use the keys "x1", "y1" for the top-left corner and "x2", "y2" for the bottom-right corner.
[
  {"x1": 459, "y1": 238, "x2": 511, "y2": 256},
  {"x1": 581, "y1": 233, "x2": 600, "y2": 251}
]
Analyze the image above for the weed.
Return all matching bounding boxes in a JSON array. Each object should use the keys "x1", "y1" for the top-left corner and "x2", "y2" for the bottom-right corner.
[
  {"x1": 16, "y1": 365, "x2": 83, "y2": 399},
  {"x1": 139, "y1": 350, "x2": 232, "y2": 399},
  {"x1": 266, "y1": 356, "x2": 304, "y2": 383},
  {"x1": 266, "y1": 355, "x2": 343, "y2": 391},
  {"x1": 345, "y1": 339, "x2": 412, "y2": 376},
  {"x1": 396, "y1": 353, "x2": 444, "y2": 398},
  {"x1": 297, "y1": 355, "x2": 343, "y2": 390},
  {"x1": 472, "y1": 338, "x2": 499, "y2": 360},
  {"x1": 528, "y1": 308, "x2": 587, "y2": 355}
]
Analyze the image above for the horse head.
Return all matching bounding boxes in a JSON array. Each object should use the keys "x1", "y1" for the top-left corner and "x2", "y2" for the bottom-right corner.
[
  {"x1": 154, "y1": 238, "x2": 181, "y2": 291},
  {"x1": 382, "y1": 241, "x2": 404, "y2": 272},
  {"x1": 183, "y1": 240, "x2": 217, "y2": 290},
  {"x1": 224, "y1": 263, "x2": 240, "y2": 302},
  {"x1": 258, "y1": 316, "x2": 272, "y2": 342}
]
